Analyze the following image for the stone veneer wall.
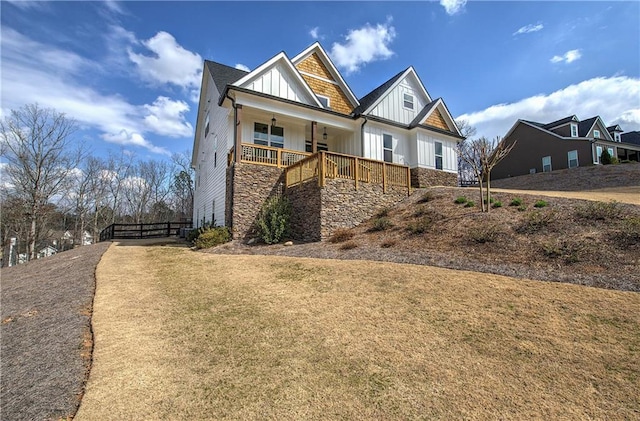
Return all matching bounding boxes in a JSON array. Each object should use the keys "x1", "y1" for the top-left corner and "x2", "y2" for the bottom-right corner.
[
  {"x1": 411, "y1": 167, "x2": 458, "y2": 188},
  {"x1": 286, "y1": 180, "x2": 322, "y2": 242},
  {"x1": 285, "y1": 178, "x2": 408, "y2": 241},
  {"x1": 229, "y1": 163, "x2": 284, "y2": 240}
]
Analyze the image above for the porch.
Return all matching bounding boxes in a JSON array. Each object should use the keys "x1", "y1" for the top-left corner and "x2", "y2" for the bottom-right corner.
[{"x1": 230, "y1": 143, "x2": 411, "y2": 194}]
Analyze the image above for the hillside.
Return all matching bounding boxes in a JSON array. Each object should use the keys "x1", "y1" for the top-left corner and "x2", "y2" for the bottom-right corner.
[{"x1": 209, "y1": 185, "x2": 640, "y2": 292}]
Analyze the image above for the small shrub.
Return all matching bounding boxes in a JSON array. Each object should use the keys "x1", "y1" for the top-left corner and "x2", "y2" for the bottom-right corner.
[
  {"x1": 370, "y1": 217, "x2": 393, "y2": 232},
  {"x1": 256, "y1": 195, "x2": 291, "y2": 244},
  {"x1": 517, "y1": 204, "x2": 527, "y2": 212},
  {"x1": 381, "y1": 240, "x2": 396, "y2": 248},
  {"x1": 510, "y1": 198, "x2": 523, "y2": 207},
  {"x1": 329, "y1": 229, "x2": 355, "y2": 243},
  {"x1": 517, "y1": 210, "x2": 556, "y2": 233},
  {"x1": 600, "y1": 148, "x2": 613, "y2": 165},
  {"x1": 417, "y1": 191, "x2": 435, "y2": 203},
  {"x1": 464, "y1": 201, "x2": 475, "y2": 208},
  {"x1": 186, "y1": 228, "x2": 201, "y2": 243},
  {"x1": 468, "y1": 225, "x2": 502, "y2": 244},
  {"x1": 375, "y1": 207, "x2": 390, "y2": 218},
  {"x1": 407, "y1": 216, "x2": 435, "y2": 235},
  {"x1": 492, "y1": 201, "x2": 503, "y2": 208},
  {"x1": 194, "y1": 226, "x2": 231, "y2": 249},
  {"x1": 534, "y1": 200, "x2": 548, "y2": 208},
  {"x1": 611, "y1": 157, "x2": 619, "y2": 165},
  {"x1": 616, "y1": 217, "x2": 640, "y2": 246},
  {"x1": 454, "y1": 196, "x2": 468, "y2": 204},
  {"x1": 541, "y1": 240, "x2": 585, "y2": 264},
  {"x1": 575, "y1": 201, "x2": 622, "y2": 221},
  {"x1": 339, "y1": 241, "x2": 358, "y2": 250}
]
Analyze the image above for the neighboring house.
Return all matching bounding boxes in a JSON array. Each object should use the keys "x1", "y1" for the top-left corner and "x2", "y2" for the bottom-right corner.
[
  {"x1": 492, "y1": 115, "x2": 640, "y2": 180},
  {"x1": 192, "y1": 42, "x2": 463, "y2": 241},
  {"x1": 37, "y1": 245, "x2": 57, "y2": 259}
]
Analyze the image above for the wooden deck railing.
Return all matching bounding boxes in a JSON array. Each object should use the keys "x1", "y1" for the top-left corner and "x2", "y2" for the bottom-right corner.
[
  {"x1": 235, "y1": 143, "x2": 311, "y2": 168},
  {"x1": 286, "y1": 151, "x2": 411, "y2": 194}
]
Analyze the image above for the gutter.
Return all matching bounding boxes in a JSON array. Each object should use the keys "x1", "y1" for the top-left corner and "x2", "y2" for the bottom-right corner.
[
  {"x1": 360, "y1": 116, "x2": 368, "y2": 158},
  {"x1": 225, "y1": 90, "x2": 238, "y2": 232}
]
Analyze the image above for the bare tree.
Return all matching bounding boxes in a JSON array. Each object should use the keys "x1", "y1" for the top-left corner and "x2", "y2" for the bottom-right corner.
[
  {"x1": 455, "y1": 119, "x2": 477, "y2": 187},
  {"x1": 170, "y1": 150, "x2": 194, "y2": 220},
  {"x1": 458, "y1": 136, "x2": 516, "y2": 213},
  {"x1": 1, "y1": 104, "x2": 83, "y2": 260}
]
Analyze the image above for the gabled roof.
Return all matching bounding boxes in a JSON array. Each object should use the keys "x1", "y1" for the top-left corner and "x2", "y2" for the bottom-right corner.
[
  {"x1": 621, "y1": 131, "x2": 640, "y2": 146},
  {"x1": 355, "y1": 67, "x2": 432, "y2": 116},
  {"x1": 352, "y1": 68, "x2": 406, "y2": 116},
  {"x1": 292, "y1": 42, "x2": 360, "y2": 108},
  {"x1": 409, "y1": 99, "x2": 439, "y2": 127},
  {"x1": 577, "y1": 116, "x2": 598, "y2": 137},
  {"x1": 607, "y1": 125, "x2": 623, "y2": 133},
  {"x1": 542, "y1": 115, "x2": 578, "y2": 130},
  {"x1": 409, "y1": 97, "x2": 463, "y2": 137},
  {"x1": 205, "y1": 60, "x2": 248, "y2": 94},
  {"x1": 231, "y1": 51, "x2": 323, "y2": 107}
]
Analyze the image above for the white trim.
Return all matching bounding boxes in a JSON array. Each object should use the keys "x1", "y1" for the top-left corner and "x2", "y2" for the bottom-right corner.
[
  {"x1": 316, "y1": 94, "x2": 331, "y2": 108},
  {"x1": 584, "y1": 116, "x2": 613, "y2": 141},
  {"x1": 298, "y1": 70, "x2": 340, "y2": 86},
  {"x1": 291, "y1": 42, "x2": 360, "y2": 107},
  {"x1": 403, "y1": 93, "x2": 415, "y2": 111},
  {"x1": 568, "y1": 150, "x2": 579, "y2": 168},
  {"x1": 232, "y1": 52, "x2": 323, "y2": 108},
  {"x1": 545, "y1": 115, "x2": 579, "y2": 130},
  {"x1": 363, "y1": 67, "x2": 432, "y2": 115},
  {"x1": 570, "y1": 123, "x2": 578, "y2": 137}
]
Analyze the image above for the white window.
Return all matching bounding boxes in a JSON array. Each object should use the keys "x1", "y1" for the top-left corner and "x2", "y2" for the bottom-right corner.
[
  {"x1": 593, "y1": 129, "x2": 600, "y2": 139},
  {"x1": 403, "y1": 93, "x2": 414, "y2": 110},
  {"x1": 317, "y1": 95, "x2": 330, "y2": 108},
  {"x1": 570, "y1": 124, "x2": 578, "y2": 137},
  {"x1": 542, "y1": 156, "x2": 552, "y2": 172},
  {"x1": 435, "y1": 141, "x2": 443, "y2": 170},
  {"x1": 596, "y1": 146, "x2": 603, "y2": 163},
  {"x1": 204, "y1": 113, "x2": 210, "y2": 138},
  {"x1": 254, "y1": 122, "x2": 284, "y2": 148},
  {"x1": 615, "y1": 133, "x2": 621, "y2": 142},
  {"x1": 608, "y1": 147, "x2": 614, "y2": 158},
  {"x1": 568, "y1": 150, "x2": 578, "y2": 168},
  {"x1": 383, "y1": 134, "x2": 393, "y2": 163}
]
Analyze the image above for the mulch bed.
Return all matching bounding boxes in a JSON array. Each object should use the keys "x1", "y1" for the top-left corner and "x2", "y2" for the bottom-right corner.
[{"x1": 1, "y1": 242, "x2": 110, "y2": 421}]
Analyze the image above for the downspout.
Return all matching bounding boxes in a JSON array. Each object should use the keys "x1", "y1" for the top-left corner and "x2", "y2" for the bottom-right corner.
[
  {"x1": 360, "y1": 116, "x2": 368, "y2": 158},
  {"x1": 225, "y1": 90, "x2": 238, "y2": 233}
]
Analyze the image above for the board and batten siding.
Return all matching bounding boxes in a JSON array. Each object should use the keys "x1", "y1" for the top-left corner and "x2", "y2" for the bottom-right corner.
[
  {"x1": 362, "y1": 124, "x2": 409, "y2": 165},
  {"x1": 243, "y1": 63, "x2": 316, "y2": 105},
  {"x1": 240, "y1": 116, "x2": 307, "y2": 152},
  {"x1": 416, "y1": 131, "x2": 457, "y2": 173},
  {"x1": 370, "y1": 76, "x2": 427, "y2": 125},
  {"x1": 193, "y1": 76, "x2": 234, "y2": 228}
]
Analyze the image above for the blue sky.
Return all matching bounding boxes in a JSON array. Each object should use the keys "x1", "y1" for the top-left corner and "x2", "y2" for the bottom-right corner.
[{"x1": 2, "y1": 0, "x2": 639, "y2": 160}]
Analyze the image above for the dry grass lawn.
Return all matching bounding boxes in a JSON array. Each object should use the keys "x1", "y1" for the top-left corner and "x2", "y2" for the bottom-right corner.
[
  {"x1": 492, "y1": 186, "x2": 640, "y2": 205},
  {"x1": 76, "y1": 242, "x2": 640, "y2": 420}
]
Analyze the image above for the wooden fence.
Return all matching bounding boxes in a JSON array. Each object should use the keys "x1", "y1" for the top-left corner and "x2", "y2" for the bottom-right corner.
[
  {"x1": 237, "y1": 143, "x2": 311, "y2": 168},
  {"x1": 99, "y1": 221, "x2": 192, "y2": 242},
  {"x1": 286, "y1": 151, "x2": 411, "y2": 194}
]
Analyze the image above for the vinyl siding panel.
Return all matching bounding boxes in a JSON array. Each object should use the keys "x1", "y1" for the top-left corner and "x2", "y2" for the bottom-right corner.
[
  {"x1": 244, "y1": 63, "x2": 316, "y2": 105},
  {"x1": 363, "y1": 124, "x2": 409, "y2": 165},
  {"x1": 370, "y1": 76, "x2": 427, "y2": 125},
  {"x1": 416, "y1": 131, "x2": 457, "y2": 173},
  {"x1": 240, "y1": 115, "x2": 307, "y2": 152}
]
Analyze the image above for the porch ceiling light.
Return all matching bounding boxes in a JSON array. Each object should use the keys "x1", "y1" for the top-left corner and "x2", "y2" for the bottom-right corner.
[
  {"x1": 323, "y1": 127, "x2": 327, "y2": 140},
  {"x1": 271, "y1": 115, "x2": 277, "y2": 127}
]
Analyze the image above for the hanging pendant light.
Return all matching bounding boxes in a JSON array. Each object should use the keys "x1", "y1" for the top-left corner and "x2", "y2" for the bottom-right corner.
[
  {"x1": 323, "y1": 127, "x2": 327, "y2": 141},
  {"x1": 271, "y1": 115, "x2": 277, "y2": 127}
]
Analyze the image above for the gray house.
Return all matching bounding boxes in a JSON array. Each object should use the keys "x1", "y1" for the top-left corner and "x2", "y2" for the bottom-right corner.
[{"x1": 492, "y1": 115, "x2": 640, "y2": 180}]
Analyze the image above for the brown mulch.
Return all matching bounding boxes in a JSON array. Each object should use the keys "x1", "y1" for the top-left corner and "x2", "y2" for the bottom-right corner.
[
  {"x1": 0, "y1": 242, "x2": 110, "y2": 421},
  {"x1": 205, "y1": 186, "x2": 640, "y2": 293}
]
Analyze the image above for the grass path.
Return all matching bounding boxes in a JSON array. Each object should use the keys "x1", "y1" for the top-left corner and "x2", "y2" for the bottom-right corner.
[{"x1": 77, "y1": 242, "x2": 640, "y2": 420}]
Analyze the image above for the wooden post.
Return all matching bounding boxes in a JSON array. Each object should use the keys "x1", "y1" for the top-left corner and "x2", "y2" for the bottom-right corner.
[
  {"x1": 167, "y1": 222, "x2": 170, "y2": 236},
  {"x1": 382, "y1": 162, "x2": 387, "y2": 193},
  {"x1": 277, "y1": 148, "x2": 282, "y2": 168},
  {"x1": 311, "y1": 121, "x2": 318, "y2": 153},
  {"x1": 318, "y1": 151, "x2": 325, "y2": 187},
  {"x1": 234, "y1": 105, "x2": 243, "y2": 164},
  {"x1": 139, "y1": 224, "x2": 143, "y2": 239},
  {"x1": 111, "y1": 224, "x2": 115, "y2": 240},
  {"x1": 406, "y1": 166, "x2": 412, "y2": 195},
  {"x1": 354, "y1": 157, "x2": 359, "y2": 190},
  {"x1": 299, "y1": 161, "x2": 303, "y2": 184}
]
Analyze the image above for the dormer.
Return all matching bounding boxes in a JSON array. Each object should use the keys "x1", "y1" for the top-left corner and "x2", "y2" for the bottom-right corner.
[
  {"x1": 543, "y1": 115, "x2": 579, "y2": 137},
  {"x1": 570, "y1": 122, "x2": 578, "y2": 137},
  {"x1": 607, "y1": 125, "x2": 623, "y2": 142}
]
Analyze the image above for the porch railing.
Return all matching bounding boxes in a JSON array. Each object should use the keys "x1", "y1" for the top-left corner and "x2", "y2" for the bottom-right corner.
[
  {"x1": 234, "y1": 143, "x2": 311, "y2": 168},
  {"x1": 286, "y1": 151, "x2": 411, "y2": 194}
]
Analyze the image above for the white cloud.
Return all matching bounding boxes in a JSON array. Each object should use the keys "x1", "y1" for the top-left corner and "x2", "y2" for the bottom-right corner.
[
  {"x1": 143, "y1": 96, "x2": 192, "y2": 138},
  {"x1": 513, "y1": 23, "x2": 544, "y2": 36},
  {"x1": 550, "y1": 49, "x2": 582, "y2": 64},
  {"x1": 457, "y1": 76, "x2": 640, "y2": 141},
  {"x1": 235, "y1": 63, "x2": 250, "y2": 72},
  {"x1": 440, "y1": 0, "x2": 467, "y2": 16},
  {"x1": 0, "y1": 26, "x2": 195, "y2": 155},
  {"x1": 309, "y1": 27, "x2": 320, "y2": 40},
  {"x1": 103, "y1": 0, "x2": 124, "y2": 14},
  {"x1": 330, "y1": 20, "x2": 396, "y2": 74},
  {"x1": 128, "y1": 31, "x2": 202, "y2": 89},
  {"x1": 4, "y1": 0, "x2": 49, "y2": 10}
]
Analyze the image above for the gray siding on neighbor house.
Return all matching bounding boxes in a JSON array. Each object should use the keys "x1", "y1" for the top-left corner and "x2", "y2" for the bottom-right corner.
[
  {"x1": 493, "y1": 123, "x2": 593, "y2": 180},
  {"x1": 550, "y1": 124, "x2": 572, "y2": 137}
]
